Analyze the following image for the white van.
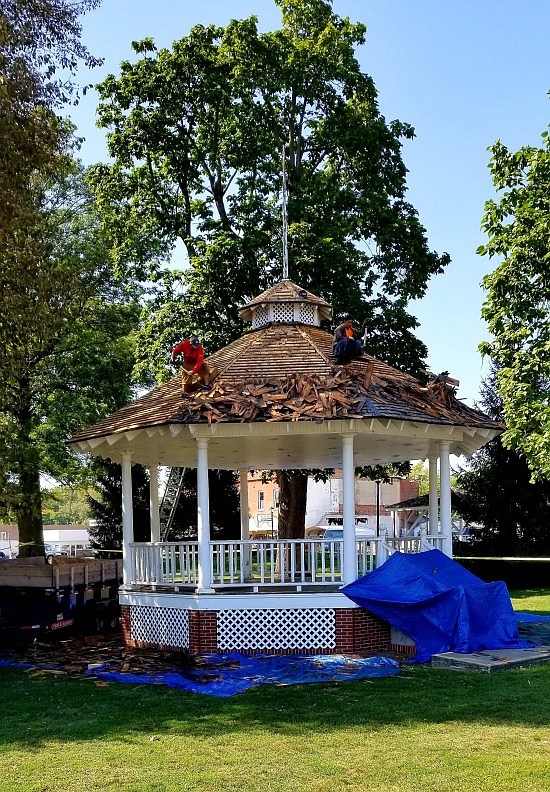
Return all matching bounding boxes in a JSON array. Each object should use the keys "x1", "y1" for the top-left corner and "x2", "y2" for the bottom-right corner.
[{"x1": 319, "y1": 526, "x2": 375, "y2": 541}]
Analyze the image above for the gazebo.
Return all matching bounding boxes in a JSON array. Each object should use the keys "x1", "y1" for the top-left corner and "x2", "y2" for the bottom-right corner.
[{"x1": 70, "y1": 280, "x2": 501, "y2": 655}]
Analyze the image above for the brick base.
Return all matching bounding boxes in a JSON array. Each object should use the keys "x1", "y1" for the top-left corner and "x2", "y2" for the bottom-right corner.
[
  {"x1": 121, "y1": 604, "x2": 391, "y2": 656},
  {"x1": 335, "y1": 608, "x2": 390, "y2": 655},
  {"x1": 188, "y1": 610, "x2": 218, "y2": 654}
]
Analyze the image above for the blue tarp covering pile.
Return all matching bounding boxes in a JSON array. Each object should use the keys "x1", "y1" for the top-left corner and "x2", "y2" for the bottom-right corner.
[
  {"x1": 80, "y1": 653, "x2": 399, "y2": 696},
  {"x1": 342, "y1": 549, "x2": 530, "y2": 663}
]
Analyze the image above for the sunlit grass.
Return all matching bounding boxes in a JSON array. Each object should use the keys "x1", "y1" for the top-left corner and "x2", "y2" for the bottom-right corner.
[
  {"x1": 1, "y1": 589, "x2": 549, "y2": 792},
  {"x1": 511, "y1": 588, "x2": 550, "y2": 614}
]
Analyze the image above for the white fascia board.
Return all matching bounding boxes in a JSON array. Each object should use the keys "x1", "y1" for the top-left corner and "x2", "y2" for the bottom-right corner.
[{"x1": 119, "y1": 590, "x2": 356, "y2": 610}]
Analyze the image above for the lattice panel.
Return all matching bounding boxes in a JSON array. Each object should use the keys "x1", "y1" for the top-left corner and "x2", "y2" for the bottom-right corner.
[
  {"x1": 217, "y1": 608, "x2": 336, "y2": 650},
  {"x1": 298, "y1": 303, "x2": 316, "y2": 325},
  {"x1": 252, "y1": 304, "x2": 269, "y2": 328},
  {"x1": 129, "y1": 605, "x2": 189, "y2": 649},
  {"x1": 272, "y1": 303, "x2": 295, "y2": 323}
]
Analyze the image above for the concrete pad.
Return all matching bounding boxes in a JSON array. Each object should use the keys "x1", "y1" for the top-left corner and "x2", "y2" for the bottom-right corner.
[{"x1": 431, "y1": 645, "x2": 550, "y2": 673}]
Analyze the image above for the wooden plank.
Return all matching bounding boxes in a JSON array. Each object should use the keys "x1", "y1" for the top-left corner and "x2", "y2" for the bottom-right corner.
[{"x1": 0, "y1": 558, "x2": 122, "y2": 588}]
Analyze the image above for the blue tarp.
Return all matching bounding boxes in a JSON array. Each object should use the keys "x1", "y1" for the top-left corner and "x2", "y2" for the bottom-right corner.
[
  {"x1": 0, "y1": 654, "x2": 399, "y2": 697},
  {"x1": 342, "y1": 549, "x2": 530, "y2": 663},
  {"x1": 515, "y1": 612, "x2": 550, "y2": 623},
  {"x1": 83, "y1": 653, "x2": 399, "y2": 696}
]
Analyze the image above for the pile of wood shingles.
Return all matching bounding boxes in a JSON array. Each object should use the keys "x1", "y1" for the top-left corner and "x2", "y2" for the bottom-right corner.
[{"x1": 175, "y1": 362, "x2": 475, "y2": 426}]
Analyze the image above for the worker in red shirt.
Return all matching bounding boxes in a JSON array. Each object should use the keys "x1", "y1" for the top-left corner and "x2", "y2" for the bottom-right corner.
[{"x1": 171, "y1": 335, "x2": 217, "y2": 394}]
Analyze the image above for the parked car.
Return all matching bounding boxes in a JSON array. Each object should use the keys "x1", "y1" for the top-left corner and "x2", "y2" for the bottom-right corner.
[
  {"x1": 318, "y1": 526, "x2": 375, "y2": 541},
  {"x1": 44, "y1": 544, "x2": 69, "y2": 563}
]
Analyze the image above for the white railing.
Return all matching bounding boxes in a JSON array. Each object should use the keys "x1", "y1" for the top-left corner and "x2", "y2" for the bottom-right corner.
[
  {"x1": 129, "y1": 534, "x2": 444, "y2": 590},
  {"x1": 210, "y1": 538, "x2": 347, "y2": 587},
  {"x1": 131, "y1": 542, "x2": 199, "y2": 586},
  {"x1": 383, "y1": 533, "x2": 447, "y2": 558},
  {"x1": 130, "y1": 538, "x2": 381, "y2": 589}
]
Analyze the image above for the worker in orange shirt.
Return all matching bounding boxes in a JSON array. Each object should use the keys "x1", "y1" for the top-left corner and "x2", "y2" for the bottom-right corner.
[
  {"x1": 171, "y1": 335, "x2": 217, "y2": 394},
  {"x1": 332, "y1": 315, "x2": 363, "y2": 364}
]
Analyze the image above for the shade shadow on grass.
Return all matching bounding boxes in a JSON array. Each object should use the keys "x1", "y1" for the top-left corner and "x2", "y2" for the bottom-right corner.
[{"x1": 1, "y1": 659, "x2": 550, "y2": 752}]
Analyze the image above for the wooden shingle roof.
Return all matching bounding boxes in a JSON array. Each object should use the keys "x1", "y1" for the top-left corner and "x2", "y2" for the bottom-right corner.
[
  {"x1": 70, "y1": 322, "x2": 501, "y2": 443},
  {"x1": 69, "y1": 278, "x2": 502, "y2": 469}
]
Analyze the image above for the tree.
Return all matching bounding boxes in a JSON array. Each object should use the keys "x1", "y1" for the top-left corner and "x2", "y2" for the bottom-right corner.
[
  {"x1": 0, "y1": 1, "x2": 114, "y2": 556},
  {"x1": 170, "y1": 470, "x2": 241, "y2": 541},
  {"x1": 0, "y1": 160, "x2": 140, "y2": 556},
  {"x1": 0, "y1": 0, "x2": 102, "y2": 251},
  {"x1": 479, "y1": 115, "x2": 550, "y2": 481},
  {"x1": 455, "y1": 368, "x2": 550, "y2": 555},
  {"x1": 409, "y1": 461, "x2": 430, "y2": 496},
  {"x1": 88, "y1": 462, "x2": 151, "y2": 557},
  {"x1": 89, "y1": 0, "x2": 449, "y2": 536},
  {"x1": 42, "y1": 484, "x2": 96, "y2": 525}
]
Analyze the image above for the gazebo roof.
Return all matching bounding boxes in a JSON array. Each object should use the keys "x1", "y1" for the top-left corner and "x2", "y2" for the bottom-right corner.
[{"x1": 69, "y1": 279, "x2": 502, "y2": 471}]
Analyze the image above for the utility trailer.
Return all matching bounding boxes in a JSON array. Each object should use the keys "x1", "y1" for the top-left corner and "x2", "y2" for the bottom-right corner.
[{"x1": 0, "y1": 556, "x2": 123, "y2": 640}]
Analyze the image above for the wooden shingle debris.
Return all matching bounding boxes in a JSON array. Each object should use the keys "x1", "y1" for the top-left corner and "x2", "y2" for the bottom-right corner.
[
  {"x1": 174, "y1": 362, "x2": 475, "y2": 426},
  {"x1": 176, "y1": 370, "x2": 369, "y2": 424},
  {"x1": 426, "y1": 371, "x2": 459, "y2": 408}
]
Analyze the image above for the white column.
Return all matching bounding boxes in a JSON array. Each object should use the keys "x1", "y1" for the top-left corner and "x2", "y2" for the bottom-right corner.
[
  {"x1": 196, "y1": 437, "x2": 214, "y2": 592},
  {"x1": 239, "y1": 469, "x2": 251, "y2": 579},
  {"x1": 239, "y1": 470, "x2": 250, "y2": 540},
  {"x1": 439, "y1": 441, "x2": 452, "y2": 557},
  {"x1": 428, "y1": 456, "x2": 439, "y2": 536},
  {"x1": 342, "y1": 434, "x2": 356, "y2": 585},
  {"x1": 148, "y1": 464, "x2": 161, "y2": 543},
  {"x1": 121, "y1": 452, "x2": 134, "y2": 585}
]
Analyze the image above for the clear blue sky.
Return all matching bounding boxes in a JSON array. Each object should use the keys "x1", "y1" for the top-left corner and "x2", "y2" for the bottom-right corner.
[{"x1": 70, "y1": 0, "x2": 550, "y2": 406}]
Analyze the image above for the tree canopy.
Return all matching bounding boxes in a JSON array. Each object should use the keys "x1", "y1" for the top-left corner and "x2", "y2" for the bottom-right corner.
[
  {"x1": 455, "y1": 368, "x2": 550, "y2": 555},
  {"x1": 0, "y1": 1, "x2": 121, "y2": 556},
  {"x1": 42, "y1": 484, "x2": 96, "y2": 525},
  {"x1": 89, "y1": 0, "x2": 449, "y2": 386},
  {"x1": 0, "y1": 157, "x2": 140, "y2": 555},
  {"x1": 0, "y1": 0, "x2": 102, "y2": 243},
  {"x1": 479, "y1": 114, "x2": 550, "y2": 480}
]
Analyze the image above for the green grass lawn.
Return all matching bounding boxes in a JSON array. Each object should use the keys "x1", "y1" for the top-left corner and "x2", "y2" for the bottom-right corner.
[
  {"x1": 1, "y1": 590, "x2": 549, "y2": 792},
  {"x1": 511, "y1": 587, "x2": 550, "y2": 614}
]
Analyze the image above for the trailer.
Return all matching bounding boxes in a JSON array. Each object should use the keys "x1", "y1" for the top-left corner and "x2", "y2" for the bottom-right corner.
[{"x1": 0, "y1": 556, "x2": 123, "y2": 640}]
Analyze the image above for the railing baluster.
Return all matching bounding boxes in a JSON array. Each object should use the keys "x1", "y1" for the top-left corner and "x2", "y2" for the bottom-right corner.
[
  {"x1": 259, "y1": 543, "x2": 265, "y2": 583},
  {"x1": 269, "y1": 542, "x2": 275, "y2": 583}
]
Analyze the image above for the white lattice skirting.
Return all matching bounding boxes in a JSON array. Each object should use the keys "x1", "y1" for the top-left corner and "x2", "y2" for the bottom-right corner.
[
  {"x1": 130, "y1": 605, "x2": 190, "y2": 649},
  {"x1": 217, "y1": 607, "x2": 336, "y2": 651}
]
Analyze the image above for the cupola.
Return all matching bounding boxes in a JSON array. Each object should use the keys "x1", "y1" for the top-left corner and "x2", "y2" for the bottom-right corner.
[{"x1": 238, "y1": 279, "x2": 332, "y2": 329}]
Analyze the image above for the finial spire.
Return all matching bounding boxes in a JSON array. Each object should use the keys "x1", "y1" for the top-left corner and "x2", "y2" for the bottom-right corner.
[{"x1": 282, "y1": 145, "x2": 289, "y2": 280}]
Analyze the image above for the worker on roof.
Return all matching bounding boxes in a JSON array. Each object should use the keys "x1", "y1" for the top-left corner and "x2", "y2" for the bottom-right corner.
[
  {"x1": 171, "y1": 335, "x2": 217, "y2": 394},
  {"x1": 332, "y1": 315, "x2": 363, "y2": 364}
]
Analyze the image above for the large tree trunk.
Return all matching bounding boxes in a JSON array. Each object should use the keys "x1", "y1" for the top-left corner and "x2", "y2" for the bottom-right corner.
[
  {"x1": 277, "y1": 470, "x2": 308, "y2": 539},
  {"x1": 15, "y1": 407, "x2": 44, "y2": 558}
]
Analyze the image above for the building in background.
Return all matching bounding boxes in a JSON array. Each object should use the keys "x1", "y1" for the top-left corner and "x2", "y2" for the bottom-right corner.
[
  {"x1": 0, "y1": 525, "x2": 91, "y2": 558},
  {"x1": 246, "y1": 473, "x2": 419, "y2": 538}
]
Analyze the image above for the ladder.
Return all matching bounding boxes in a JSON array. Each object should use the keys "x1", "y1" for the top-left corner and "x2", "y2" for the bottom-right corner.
[{"x1": 159, "y1": 467, "x2": 186, "y2": 541}]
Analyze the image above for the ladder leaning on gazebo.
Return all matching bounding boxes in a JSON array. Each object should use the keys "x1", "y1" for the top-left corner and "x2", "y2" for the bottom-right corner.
[{"x1": 159, "y1": 467, "x2": 186, "y2": 541}]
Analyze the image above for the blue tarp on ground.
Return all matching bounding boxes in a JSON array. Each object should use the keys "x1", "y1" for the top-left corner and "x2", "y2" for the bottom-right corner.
[
  {"x1": 342, "y1": 549, "x2": 530, "y2": 663},
  {"x1": 83, "y1": 653, "x2": 400, "y2": 696},
  {"x1": 515, "y1": 612, "x2": 550, "y2": 623}
]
